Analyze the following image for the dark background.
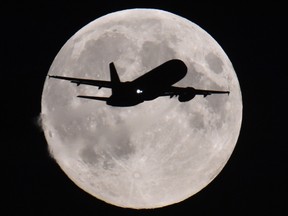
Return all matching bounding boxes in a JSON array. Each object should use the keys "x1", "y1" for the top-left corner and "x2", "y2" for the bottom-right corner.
[{"x1": 3, "y1": 1, "x2": 287, "y2": 215}]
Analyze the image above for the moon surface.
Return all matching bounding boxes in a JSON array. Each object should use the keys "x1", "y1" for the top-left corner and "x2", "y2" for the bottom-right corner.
[{"x1": 41, "y1": 9, "x2": 242, "y2": 209}]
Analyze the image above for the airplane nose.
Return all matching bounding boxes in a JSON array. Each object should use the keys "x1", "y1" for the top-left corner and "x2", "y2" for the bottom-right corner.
[
  {"x1": 179, "y1": 60, "x2": 188, "y2": 74},
  {"x1": 169, "y1": 59, "x2": 187, "y2": 78}
]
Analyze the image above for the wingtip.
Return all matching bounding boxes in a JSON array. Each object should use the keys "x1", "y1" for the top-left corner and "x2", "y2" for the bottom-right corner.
[{"x1": 47, "y1": 75, "x2": 58, "y2": 79}]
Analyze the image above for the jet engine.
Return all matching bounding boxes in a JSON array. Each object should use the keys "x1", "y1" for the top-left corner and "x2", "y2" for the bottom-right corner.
[{"x1": 178, "y1": 87, "x2": 196, "y2": 102}]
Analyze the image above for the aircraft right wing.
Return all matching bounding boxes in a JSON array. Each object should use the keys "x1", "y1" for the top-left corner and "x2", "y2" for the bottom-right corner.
[
  {"x1": 161, "y1": 86, "x2": 230, "y2": 102},
  {"x1": 48, "y1": 75, "x2": 112, "y2": 89},
  {"x1": 77, "y1": 95, "x2": 109, "y2": 101}
]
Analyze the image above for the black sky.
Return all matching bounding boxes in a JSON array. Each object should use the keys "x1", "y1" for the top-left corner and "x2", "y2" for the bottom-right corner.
[{"x1": 3, "y1": 2, "x2": 287, "y2": 215}]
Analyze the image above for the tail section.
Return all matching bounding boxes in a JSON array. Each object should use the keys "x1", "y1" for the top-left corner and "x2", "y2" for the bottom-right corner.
[
  {"x1": 110, "y1": 62, "x2": 121, "y2": 84},
  {"x1": 109, "y1": 62, "x2": 121, "y2": 95}
]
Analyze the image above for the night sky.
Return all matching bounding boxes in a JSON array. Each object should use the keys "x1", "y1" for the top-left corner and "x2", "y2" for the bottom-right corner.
[{"x1": 3, "y1": 2, "x2": 287, "y2": 215}]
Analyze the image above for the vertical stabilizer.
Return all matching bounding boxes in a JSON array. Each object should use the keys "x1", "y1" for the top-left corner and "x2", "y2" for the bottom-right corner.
[
  {"x1": 109, "y1": 62, "x2": 121, "y2": 84},
  {"x1": 109, "y1": 62, "x2": 121, "y2": 95}
]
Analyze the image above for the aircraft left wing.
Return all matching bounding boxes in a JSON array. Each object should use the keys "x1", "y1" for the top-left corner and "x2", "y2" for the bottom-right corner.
[{"x1": 48, "y1": 75, "x2": 112, "y2": 88}]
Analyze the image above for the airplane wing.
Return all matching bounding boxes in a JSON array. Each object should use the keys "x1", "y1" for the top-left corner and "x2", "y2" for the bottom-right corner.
[
  {"x1": 48, "y1": 75, "x2": 112, "y2": 88},
  {"x1": 77, "y1": 95, "x2": 109, "y2": 101},
  {"x1": 192, "y1": 88, "x2": 230, "y2": 97},
  {"x1": 161, "y1": 86, "x2": 229, "y2": 102}
]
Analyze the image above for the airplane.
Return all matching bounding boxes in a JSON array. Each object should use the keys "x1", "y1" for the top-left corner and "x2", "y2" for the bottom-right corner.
[{"x1": 48, "y1": 59, "x2": 229, "y2": 107}]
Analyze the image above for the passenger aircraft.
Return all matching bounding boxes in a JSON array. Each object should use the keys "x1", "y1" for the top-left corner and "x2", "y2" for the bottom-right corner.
[{"x1": 48, "y1": 59, "x2": 229, "y2": 107}]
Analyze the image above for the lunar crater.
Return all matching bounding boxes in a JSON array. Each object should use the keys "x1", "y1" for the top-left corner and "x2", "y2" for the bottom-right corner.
[
  {"x1": 80, "y1": 146, "x2": 99, "y2": 165},
  {"x1": 140, "y1": 41, "x2": 177, "y2": 69},
  {"x1": 205, "y1": 52, "x2": 224, "y2": 74}
]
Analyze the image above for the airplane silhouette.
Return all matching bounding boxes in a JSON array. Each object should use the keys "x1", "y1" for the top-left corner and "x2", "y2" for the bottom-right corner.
[{"x1": 48, "y1": 59, "x2": 229, "y2": 107}]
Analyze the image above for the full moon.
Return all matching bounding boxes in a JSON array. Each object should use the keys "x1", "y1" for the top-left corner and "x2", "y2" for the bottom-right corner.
[{"x1": 41, "y1": 9, "x2": 242, "y2": 209}]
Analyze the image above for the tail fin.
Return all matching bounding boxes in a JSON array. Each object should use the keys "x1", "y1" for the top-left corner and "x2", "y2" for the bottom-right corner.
[
  {"x1": 109, "y1": 62, "x2": 121, "y2": 94},
  {"x1": 110, "y1": 62, "x2": 120, "y2": 83}
]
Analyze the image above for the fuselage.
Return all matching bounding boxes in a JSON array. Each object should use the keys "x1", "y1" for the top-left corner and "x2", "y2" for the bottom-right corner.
[{"x1": 107, "y1": 59, "x2": 187, "y2": 106}]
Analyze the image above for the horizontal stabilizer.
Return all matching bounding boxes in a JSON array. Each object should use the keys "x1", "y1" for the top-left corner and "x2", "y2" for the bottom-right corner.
[{"x1": 77, "y1": 95, "x2": 109, "y2": 101}]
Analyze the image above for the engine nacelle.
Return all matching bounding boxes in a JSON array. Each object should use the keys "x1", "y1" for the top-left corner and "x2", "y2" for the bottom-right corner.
[{"x1": 178, "y1": 87, "x2": 196, "y2": 102}]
